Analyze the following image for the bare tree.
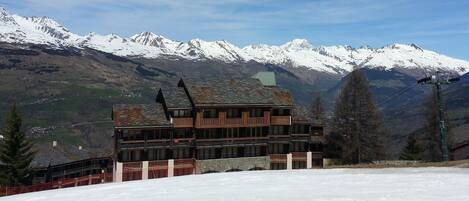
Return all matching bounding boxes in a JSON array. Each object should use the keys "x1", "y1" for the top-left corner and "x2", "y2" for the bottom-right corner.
[
  {"x1": 310, "y1": 91, "x2": 325, "y2": 125},
  {"x1": 421, "y1": 87, "x2": 454, "y2": 161},
  {"x1": 330, "y1": 70, "x2": 386, "y2": 164}
]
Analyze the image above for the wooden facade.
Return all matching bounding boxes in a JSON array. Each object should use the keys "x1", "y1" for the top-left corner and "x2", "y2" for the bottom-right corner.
[{"x1": 112, "y1": 77, "x2": 325, "y2": 181}]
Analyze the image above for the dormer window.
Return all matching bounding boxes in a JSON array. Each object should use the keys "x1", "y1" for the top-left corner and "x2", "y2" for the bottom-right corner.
[
  {"x1": 203, "y1": 109, "x2": 218, "y2": 118},
  {"x1": 227, "y1": 109, "x2": 241, "y2": 118},
  {"x1": 272, "y1": 109, "x2": 290, "y2": 116},
  {"x1": 249, "y1": 108, "x2": 264, "y2": 117},
  {"x1": 173, "y1": 110, "x2": 191, "y2": 117}
]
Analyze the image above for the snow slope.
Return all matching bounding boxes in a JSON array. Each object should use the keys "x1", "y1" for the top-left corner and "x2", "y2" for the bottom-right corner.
[
  {"x1": 2, "y1": 168, "x2": 469, "y2": 201},
  {"x1": 1, "y1": 7, "x2": 469, "y2": 75}
]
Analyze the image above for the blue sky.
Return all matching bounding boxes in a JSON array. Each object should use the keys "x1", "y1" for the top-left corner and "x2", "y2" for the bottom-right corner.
[{"x1": 2, "y1": 0, "x2": 469, "y2": 59}]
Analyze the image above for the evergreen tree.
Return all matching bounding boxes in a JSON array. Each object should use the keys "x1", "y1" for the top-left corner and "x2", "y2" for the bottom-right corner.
[
  {"x1": 399, "y1": 134, "x2": 422, "y2": 160},
  {"x1": 330, "y1": 70, "x2": 386, "y2": 164},
  {"x1": 310, "y1": 91, "x2": 325, "y2": 125},
  {"x1": 0, "y1": 105, "x2": 35, "y2": 186}
]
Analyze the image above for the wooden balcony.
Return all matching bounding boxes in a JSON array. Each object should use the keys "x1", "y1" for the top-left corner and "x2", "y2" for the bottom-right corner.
[
  {"x1": 269, "y1": 154, "x2": 287, "y2": 163},
  {"x1": 291, "y1": 152, "x2": 307, "y2": 161},
  {"x1": 172, "y1": 117, "x2": 193, "y2": 128},
  {"x1": 195, "y1": 111, "x2": 270, "y2": 128},
  {"x1": 225, "y1": 117, "x2": 243, "y2": 127},
  {"x1": 271, "y1": 116, "x2": 291, "y2": 125},
  {"x1": 312, "y1": 152, "x2": 323, "y2": 159}
]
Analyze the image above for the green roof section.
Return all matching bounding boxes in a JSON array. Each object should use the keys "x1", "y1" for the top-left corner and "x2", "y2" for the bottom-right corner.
[{"x1": 252, "y1": 71, "x2": 276, "y2": 86}]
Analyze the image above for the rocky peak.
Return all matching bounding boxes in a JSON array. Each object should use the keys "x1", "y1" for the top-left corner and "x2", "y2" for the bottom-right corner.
[
  {"x1": 0, "y1": 7, "x2": 17, "y2": 25},
  {"x1": 26, "y1": 16, "x2": 73, "y2": 40}
]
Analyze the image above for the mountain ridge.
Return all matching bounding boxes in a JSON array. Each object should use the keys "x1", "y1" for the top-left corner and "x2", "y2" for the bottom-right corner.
[{"x1": 1, "y1": 7, "x2": 468, "y2": 76}]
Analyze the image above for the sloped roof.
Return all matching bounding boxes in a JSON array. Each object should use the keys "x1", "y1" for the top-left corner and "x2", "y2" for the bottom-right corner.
[
  {"x1": 181, "y1": 78, "x2": 293, "y2": 107},
  {"x1": 160, "y1": 87, "x2": 192, "y2": 109},
  {"x1": 268, "y1": 87, "x2": 294, "y2": 106},
  {"x1": 292, "y1": 106, "x2": 311, "y2": 123},
  {"x1": 112, "y1": 104, "x2": 170, "y2": 128}
]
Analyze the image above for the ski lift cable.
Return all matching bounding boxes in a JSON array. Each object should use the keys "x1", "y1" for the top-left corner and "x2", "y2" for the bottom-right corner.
[{"x1": 377, "y1": 83, "x2": 418, "y2": 107}]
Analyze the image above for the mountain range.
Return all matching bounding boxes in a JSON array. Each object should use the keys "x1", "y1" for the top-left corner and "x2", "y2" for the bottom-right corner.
[
  {"x1": 0, "y1": 7, "x2": 468, "y2": 164},
  {"x1": 1, "y1": 7, "x2": 468, "y2": 76}
]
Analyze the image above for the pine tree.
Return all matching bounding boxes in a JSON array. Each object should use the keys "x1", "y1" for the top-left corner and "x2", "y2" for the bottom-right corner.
[
  {"x1": 310, "y1": 91, "x2": 325, "y2": 125},
  {"x1": 330, "y1": 70, "x2": 386, "y2": 164},
  {"x1": 0, "y1": 105, "x2": 35, "y2": 186},
  {"x1": 399, "y1": 134, "x2": 422, "y2": 160}
]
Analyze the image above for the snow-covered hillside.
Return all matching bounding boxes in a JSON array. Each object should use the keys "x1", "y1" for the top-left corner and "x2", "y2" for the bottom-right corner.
[
  {"x1": 2, "y1": 168, "x2": 469, "y2": 201},
  {"x1": 1, "y1": 7, "x2": 468, "y2": 75}
]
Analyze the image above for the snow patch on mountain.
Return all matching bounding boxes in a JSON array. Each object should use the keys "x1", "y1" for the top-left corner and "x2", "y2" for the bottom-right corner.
[
  {"x1": 1, "y1": 7, "x2": 468, "y2": 75},
  {"x1": 0, "y1": 7, "x2": 78, "y2": 46},
  {"x1": 362, "y1": 44, "x2": 469, "y2": 73},
  {"x1": 130, "y1": 32, "x2": 182, "y2": 53},
  {"x1": 78, "y1": 32, "x2": 162, "y2": 58}
]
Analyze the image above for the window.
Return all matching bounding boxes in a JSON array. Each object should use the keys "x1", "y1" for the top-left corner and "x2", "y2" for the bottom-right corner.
[
  {"x1": 248, "y1": 127, "x2": 267, "y2": 137},
  {"x1": 222, "y1": 147, "x2": 238, "y2": 158},
  {"x1": 272, "y1": 109, "x2": 291, "y2": 116},
  {"x1": 244, "y1": 146, "x2": 262, "y2": 157},
  {"x1": 313, "y1": 158, "x2": 323, "y2": 167},
  {"x1": 173, "y1": 147, "x2": 191, "y2": 159},
  {"x1": 203, "y1": 109, "x2": 218, "y2": 118},
  {"x1": 121, "y1": 129, "x2": 144, "y2": 141},
  {"x1": 249, "y1": 108, "x2": 264, "y2": 117},
  {"x1": 270, "y1": 126, "x2": 289, "y2": 135},
  {"x1": 293, "y1": 161, "x2": 306, "y2": 169},
  {"x1": 292, "y1": 124, "x2": 310, "y2": 134},
  {"x1": 198, "y1": 128, "x2": 223, "y2": 139},
  {"x1": 148, "y1": 149, "x2": 167, "y2": 160},
  {"x1": 226, "y1": 128, "x2": 239, "y2": 138},
  {"x1": 173, "y1": 110, "x2": 191, "y2": 117},
  {"x1": 174, "y1": 128, "x2": 192, "y2": 138},
  {"x1": 146, "y1": 129, "x2": 171, "y2": 140},
  {"x1": 239, "y1": 127, "x2": 249, "y2": 138},
  {"x1": 120, "y1": 150, "x2": 143, "y2": 162},
  {"x1": 311, "y1": 143, "x2": 323, "y2": 152},
  {"x1": 292, "y1": 142, "x2": 306, "y2": 152},
  {"x1": 271, "y1": 163, "x2": 287, "y2": 170},
  {"x1": 268, "y1": 143, "x2": 289, "y2": 154},
  {"x1": 227, "y1": 109, "x2": 241, "y2": 118},
  {"x1": 197, "y1": 148, "x2": 216, "y2": 159}
]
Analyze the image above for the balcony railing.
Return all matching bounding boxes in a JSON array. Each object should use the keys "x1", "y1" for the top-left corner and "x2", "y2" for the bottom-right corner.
[
  {"x1": 291, "y1": 152, "x2": 307, "y2": 161},
  {"x1": 225, "y1": 117, "x2": 243, "y2": 127},
  {"x1": 269, "y1": 154, "x2": 287, "y2": 163},
  {"x1": 200, "y1": 117, "x2": 220, "y2": 127},
  {"x1": 271, "y1": 116, "x2": 291, "y2": 125},
  {"x1": 172, "y1": 117, "x2": 193, "y2": 128},
  {"x1": 247, "y1": 117, "x2": 267, "y2": 126},
  {"x1": 195, "y1": 111, "x2": 271, "y2": 128}
]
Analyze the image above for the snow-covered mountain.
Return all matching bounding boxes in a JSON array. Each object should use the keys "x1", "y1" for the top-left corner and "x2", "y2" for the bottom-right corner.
[{"x1": 1, "y1": 7, "x2": 468, "y2": 75}]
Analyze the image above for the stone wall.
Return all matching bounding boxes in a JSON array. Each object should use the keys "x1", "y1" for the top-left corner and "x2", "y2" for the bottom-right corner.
[{"x1": 196, "y1": 156, "x2": 270, "y2": 173}]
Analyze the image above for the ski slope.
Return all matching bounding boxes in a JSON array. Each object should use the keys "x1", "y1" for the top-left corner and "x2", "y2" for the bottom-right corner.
[{"x1": 2, "y1": 168, "x2": 469, "y2": 201}]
